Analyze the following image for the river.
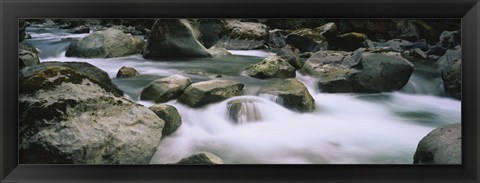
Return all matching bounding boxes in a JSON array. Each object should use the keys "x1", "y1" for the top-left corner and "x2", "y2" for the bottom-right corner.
[{"x1": 24, "y1": 26, "x2": 461, "y2": 164}]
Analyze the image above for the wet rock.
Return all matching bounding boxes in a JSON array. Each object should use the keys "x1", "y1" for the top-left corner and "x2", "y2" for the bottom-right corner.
[
  {"x1": 116, "y1": 66, "x2": 140, "y2": 78},
  {"x1": 408, "y1": 48, "x2": 428, "y2": 59},
  {"x1": 245, "y1": 56, "x2": 296, "y2": 79},
  {"x1": 227, "y1": 99, "x2": 262, "y2": 124},
  {"x1": 302, "y1": 50, "x2": 414, "y2": 93},
  {"x1": 175, "y1": 152, "x2": 223, "y2": 165},
  {"x1": 110, "y1": 25, "x2": 143, "y2": 35},
  {"x1": 207, "y1": 44, "x2": 231, "y2": 57},
  {"x1": 285, "y1": 28, "x2": 327, "y2": 52},
  {"x1": 66, "y1": 28, "x2": 144, "y2": 58},
  {"x1": 70, "y1": 25, "x2": 90, "y2": 34},
  {"x1": 149, "y1": 104, "x2": 182, "y2": 136},
  {"x1": 19, "y1": 42, "x2": 38, "y2": 54},
  {"x1": 140, "y1": 74, "x2": 192, "y2": 103},
  {"x1": 259, "y1": 79, "x2": 315, "y2": 112},
  {"x1": 437, "y1": 47, "x2": 462, "y2": 100},
  {"x1": 143, "y1": 19, "x2": 211, "y2": 59},
  {"x1": 19, "y1": 50, "x2": 40, "y2": 69},
  {"x1": 276, "y1": 46, "x2": 302, "y2": 69},
  {"x1": 19, "y1": 66, "x2": 164, "y2": 164},
  {"x1": 178, "y1": 80, "x2": 244, "y2": 107},
  {"x1": 414, "y1": 124, "x2": 461, "y2": 164},
  {"x1": 268, "y1": 29, "x2": 290, "y2": 48},
  {"x1": 331, "y1": 32, "x2": 371, "y2": 51},
  {"x1": 20, "y1": 62, "x2": 123, "y2": 96},
  {"x1": 438, "y1": 31, "x2": 460, "y2": 49}
]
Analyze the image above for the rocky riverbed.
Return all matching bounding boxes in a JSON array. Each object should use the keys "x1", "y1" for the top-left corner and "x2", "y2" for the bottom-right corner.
[{"x1": 19, "y1": 18, "x2": 461, "y2": 164}]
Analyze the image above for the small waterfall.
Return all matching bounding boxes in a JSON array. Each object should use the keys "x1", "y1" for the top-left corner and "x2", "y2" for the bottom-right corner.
[
  {"x1": 258, "y1": 93, "x2": 284, "y2": 105},
  {"x1": 401, "y1": 73, "x2": 446, "y2": 96},
  {"x1": 227, "y1": 100, "x2": 262, "y2": 124}
]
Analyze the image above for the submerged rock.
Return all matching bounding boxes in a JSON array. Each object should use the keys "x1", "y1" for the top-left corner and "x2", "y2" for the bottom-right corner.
[
  {"x1": 140, "y1": 74, "x2": 192, "y2": 103},
  {"x1": 143, "y1": 19, "x2": 211, "y2": 59},
  {"x1": 175, "y1": 152, "x2": 223, "y2": 165},
  {"x1": 66, "y1": 28, "x2": 144, "y2": 58},
  {"x1": 149, "y1": 104, "x2": 182, "y2": 136},
  {"x1": 19, "y1": 66, "x2": 164, "y2": 164},
  {"x1": 227, "y1": 99, "x2": 262, "y2": 124},
  {"x1": 245, "y1": 56, "x2": 296, "y2": 79},
  {"x1": 302, "y1": 49, "x2": 414, "y2": 93},
  {"x1": 413, "y1": 124, "x2": 461, "y2": 164},
  {"x1": 20, "y1": 62, "x2": 123, "y2": 96},
  {"x1": 178, "y1": 80, "x2": 244, "y2": 107},
  {"x1": 259, "y1": 79, "x2": 315, "y2": 112},
  {"x1": 116, "y1": 66, "x2": 140, "y2": 78}
]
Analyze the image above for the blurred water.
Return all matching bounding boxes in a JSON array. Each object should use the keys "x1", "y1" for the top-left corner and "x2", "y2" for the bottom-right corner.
[{"x1": 25, "y1": 27, "x2": 461, "y2": 164}]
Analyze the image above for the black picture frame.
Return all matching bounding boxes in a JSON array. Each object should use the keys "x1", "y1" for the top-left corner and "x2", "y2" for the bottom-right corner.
[{"x1": 1, "y1": 0, "x2": 479, "y2": 182}]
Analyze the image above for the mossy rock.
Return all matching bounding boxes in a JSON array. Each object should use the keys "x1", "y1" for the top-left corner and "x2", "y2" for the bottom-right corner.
[
  {"x1": 149, "y1": 104, "x2": 182, "y2": 136},
  {"x1": 245, "y1": 56, "x2": 295, "y2": 79},
  {"x1": 178, "y1": 80, "x2": 244, "y2": 107},
  {"x1": 259, "y1": 79, "x2": 315, "y2": 112}
]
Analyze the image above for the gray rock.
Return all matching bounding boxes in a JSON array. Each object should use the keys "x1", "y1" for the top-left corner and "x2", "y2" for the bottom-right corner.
[
  {"x1": 331, "y1": 32, "x2": 370, "y2": 51},
  {"x1": 143, "y1": 19, "x2": 211, "y2": 59},
  {"x1": 19, "y1": 49, "x2": 40, "y2": 69},
  {"x1": 175, "y1": 152, "x2": 223, "y2": 165},
  {"x1": 207, "y1": 44, "x2": 231, "y2": 57},
  {"x1": 66, "y1": 28, "x2": 144, "y2": 58},
  {"x1": 70, "y1": 25, "x2": 90, "y2": 34},
  {"x1": 259, "y1": 79, "x2": 315, "y2": 112},
  {"x1": 19, "y1": 66, "x2": 164, "y2": 164},
  {"x1": 410, "y1": 48, "x2": 428, "y2": 59},
  {"x1": 140, "y1": 74, "x2": 192, "y2": 103},
  {"x1": 19, "y1": 42, "x2": 38, "y2": 54},
  {"x1": 20, "y1": 62, "x2": 123, "y2": 96},
  {"x1": 245, "y1": 56, "x2": 296, "y2": 79},
  {"x1": 437, "y1": 47, "x2": 462, "y2": 100},
  {"x1": 268, "y1": 29, "x2": 290, "y2": 48},
  {"x1": 438, "y1": 31, "x2": 460, "y2": 49},
  {"x1": 277, "y1": 46, "x2": 302, "y2": 69},
  {"x1": 302, "y1": 50, "x2": 414, "y2": 93},
  {"x1": 116, "y1": 66, "x2": 140, "y2": 78},
  {"x1": 413, "y1": 124, "x2": 461, "y2": 164},
  {"x1": 149, "y1": 104, "x2": 182, "y2": 136},
  {"x1": 285, "y1": 28, "x2": 327, "y2": 52},
  {"x1": 178, "y1": 80, "x2": 244, "y2": 107}
]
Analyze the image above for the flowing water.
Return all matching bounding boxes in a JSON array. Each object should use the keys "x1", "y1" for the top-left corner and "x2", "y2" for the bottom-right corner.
[{"x1": 24, "y1": 27, "x2": 461, "y2": 164}]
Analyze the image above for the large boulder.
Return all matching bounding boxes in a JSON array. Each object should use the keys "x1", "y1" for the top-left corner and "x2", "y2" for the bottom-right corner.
[
  {"x1": 198, "y1": 19, "x2": 268, "y2": 50},
  {"x1": 227, "y1": 99, "x2": 262, "y2": 124},
  {"x1": 268, "y1": 29, "x2": 290, "y2": 48},
  {"x1": 259, "y1": 79, "x2": 315, "y2": 112},
  {"x1": 143, "y1": 19, "x2": 211, "y2": 59},
  {"x1": 66, "y1": 28, "x2": 144, "y2": 58},
  {"x1": 19, "y1": 49, "x2": 40, "y2": 69},
  {"x1": 116, "y1": 66, "x2": 140, "y2": 78},
  {"x1": 20, "y1": 62, "x2": 123, "y2": 96},
  {"x1": 175, "y1": 152, "x2": 223, "y2": 165},
  {"x1": 301, "y1": 49, "x2": 414, "y2": 93},
  {"x1": 413, "y1": 124, "x2": 461, "y2": 164},
  {"x1": 149, "y1": 104, "x2": 182, "y2": 136},
  {"x1": 438, "y1": 31, "x2": 461, "y2": 49},
  {"x1": 330, "y1": 32, "x2": 372, "y2": 51},
  {"x1": 178, "y1": 80, "x2": 244, "y2": 107},
  {"x1": 19, "y1": 66, "x2": 164, "y2": 164},
  {"x1": 245, "y1": 56, "x2": 296, "y2": 79},
  {"x1": 437, "y1": 47, "x2": 462, "y2": 100},
  {"x1": 285, "y1": 28, "x2": 327, "y2": 53},
  {"x1": 140, "y1": 74, "x2": 192, "y2": 103}
]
